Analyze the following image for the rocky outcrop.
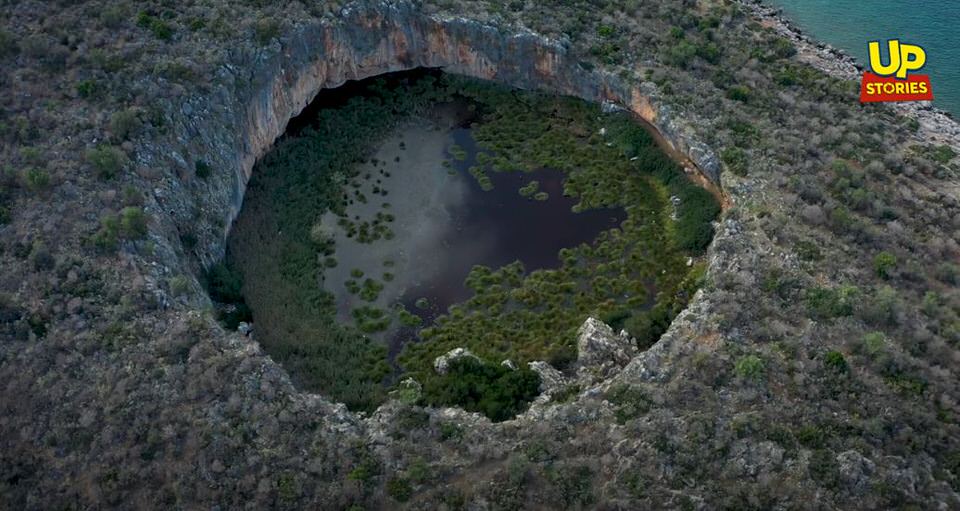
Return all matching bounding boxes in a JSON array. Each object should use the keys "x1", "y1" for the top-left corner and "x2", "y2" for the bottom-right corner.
[
  {"x1": 527, "y1": 360, "x2": 567, "y2": 395},
  {"x1": 575, "y1": 317, "x2": 639, "y2": 378}
]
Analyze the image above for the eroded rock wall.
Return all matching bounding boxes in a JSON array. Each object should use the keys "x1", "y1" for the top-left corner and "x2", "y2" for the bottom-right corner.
[{"x1": 158, "y1": 1, "x2": 719, "y2": 264}]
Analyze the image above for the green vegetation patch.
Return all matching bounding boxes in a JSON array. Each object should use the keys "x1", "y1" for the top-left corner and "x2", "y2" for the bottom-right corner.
[{"x1": 421, "y1": 357, "x2": 540, "y2": 422}]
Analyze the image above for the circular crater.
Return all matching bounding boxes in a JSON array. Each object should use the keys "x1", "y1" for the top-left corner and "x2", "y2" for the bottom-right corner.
[{"x1": 209, "y1": 69, "x2": 719, "y2": 419}]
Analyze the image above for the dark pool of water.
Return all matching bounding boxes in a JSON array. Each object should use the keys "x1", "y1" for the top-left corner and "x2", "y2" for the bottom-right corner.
[{"x1": 387, "y1": 127, "x2": 626, "y2": 355}]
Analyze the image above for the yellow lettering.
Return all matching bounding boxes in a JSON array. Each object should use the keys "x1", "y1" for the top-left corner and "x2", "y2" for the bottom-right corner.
[
  {"x1": 898, "y1": 44, "x2": 926, "y2": 79},
  {"x1": 869, "y1": 40, "x2": 901, "y2": 76},
  {"x1": 918, "y1": 82, "x2": 928, "y2": 94}
]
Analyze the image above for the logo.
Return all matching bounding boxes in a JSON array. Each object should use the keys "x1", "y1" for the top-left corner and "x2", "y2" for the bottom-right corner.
[{"x1": 860, "y1": 40, "x2": 934, "y2": 103}]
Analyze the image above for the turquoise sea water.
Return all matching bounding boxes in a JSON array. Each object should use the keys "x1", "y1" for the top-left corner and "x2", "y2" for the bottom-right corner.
[{"x1": 767, "y1": 0, "x2": 960, "y2": 116}]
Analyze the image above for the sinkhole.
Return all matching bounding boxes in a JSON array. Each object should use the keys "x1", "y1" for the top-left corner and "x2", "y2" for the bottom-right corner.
[{"x1": 211, "y1": 69, "x2": 719, "y2": 419}]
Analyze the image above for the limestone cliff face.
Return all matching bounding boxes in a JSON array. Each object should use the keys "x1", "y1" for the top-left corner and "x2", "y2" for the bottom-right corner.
[{"x1": 160, "y1": 1, "x2": 719, "y2": 263}]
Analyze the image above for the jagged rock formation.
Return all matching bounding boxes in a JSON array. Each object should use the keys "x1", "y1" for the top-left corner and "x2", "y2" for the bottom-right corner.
[{"x1": 575, "y1": 317, "x2": 639, "y2": 379}]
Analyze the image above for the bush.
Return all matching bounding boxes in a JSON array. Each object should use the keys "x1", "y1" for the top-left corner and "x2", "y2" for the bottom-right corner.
[
  {"x1": 119, "y1": 207, "x2": 148, "y2": 239},
  {"x1": 859, "y1": 285, "x2": 901, "y2": 326},
  {"x1": 860, "y1": 332, "x2": 887, "y2": 356},
  {"x1": 605, "y1": 385, "x2": 651, "y2": 424},
  {"x1": 137, "y1": 12, "x2": 174, "y2": 41},
  {"x1": 697, "y1": 42, "x2": 721, "y2": 64},
  {"x1": 386, "y1": 477, "x2": 413, "y2": 502},
  {"x1": 930, "y1": 144, "x2": 956, "y2": 164},
  {"x1": 100, "y1": 6, "x2": 127, "y2": 28},
  {"x1": 726, "y1": 85, "x2": 751, "y2": 102},
  {"x1": 421, "y1": 357, "x2": 540, "y2": 422},
  {"x1": 110, "y1": 109, "x2": 141, "y2": 140},
  {"x1": 823, "y1": 350, "x2": 848, "y2": 373},
  {"x1": 195, "y1": 160, "x2": 212, "y2": 179},
  {"x1": 91, "y1": 208, "x2": 147, "y2": 250},
  {"x1": 254, "y1": 19, "x2": 281, "y2": 45},
  {"x1": 721, "y1": 146, "x2": 748, "y2": 176},
  {"x1": 735, "y1": 355, "x2": 765, "y2": 381},
  {"x1": 806, "y1": 285, "x2": 858, "y2": 320},
  {"x1": 85, "y1": 145, "x2": 128, "y2": 179},
  {"x1": 76, "y1": 80, "x2": 99, "y2": 99},
  {"x1": 21, "y1": 168, "x2": 50, "y2": 191},
  {"x1": 549, "y1": 465, "x2": 595, "y2": 507},
  {"x1": 873, "y1": 251, "x2": 897, "y2": 279},
  {"x1": 29, "y1": 243, "x2": 55, "y2": 271},
  {"x1": 664, "y1": 40, "x2": 696, "y2": 68},
  {"x1": 169, "y1": 276, "x2": 191, "y2": 298},
  {"x1": 0, "y1": 29, "x2": 18, "y2": 58}
]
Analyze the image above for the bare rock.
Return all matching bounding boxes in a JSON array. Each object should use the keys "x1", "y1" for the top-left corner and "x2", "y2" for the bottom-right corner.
[
  {"x1": 528, "y1": 361, "x2": 566, "y2": 395},
  {"x1": 837, "y1": 450, "x2": 875, "y2": 495},
  {"x1": 433, "y1": 347, "x2": 479, "y2": 375},
  {"x1": 576, "y1": 317, "x2": 639, "y2": 377}
]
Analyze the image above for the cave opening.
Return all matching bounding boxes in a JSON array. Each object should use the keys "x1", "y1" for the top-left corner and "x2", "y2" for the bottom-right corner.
[{"x1": 210, "y1": 69, "x2": 719, "y2": 418}]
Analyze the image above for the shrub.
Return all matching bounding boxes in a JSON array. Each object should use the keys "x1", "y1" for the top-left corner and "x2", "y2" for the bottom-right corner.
[
  {"x1": 195, "y1": 160, "x2": 212, "y2": 179},
  {"x1": 439, "y1": 422, "x2": 463, "y2": 442},
  {"x1": 386, "y1": 477, "x2": 413, "y2": 502},
  {"x1": 805, "y1": 285, "x2": 857, "y2": 320},
  {"x1": 809, "y1": 449, "x2": 840, "y2": 488},
  {"x1": 110, "y1": 109, "x2": 141, "y2": 140},
  {"x1": 85, "y1": 145, "x2": 128, "y2": 179},
  {"x1": 873, "y1": 251, "x2": 896, "y2": 279},
  {"x1": 734, "y1": 354, "x2": 765, "y2": 381},
  {"x1": 771, "y1": 38, "x2": 797, "y2": 59},
  {"x1": 726, "y1": 85, "x2": 751, "y2": 102},
  {"x1": 21, "y1": 168, "x2": 50, "y2": 191},
  {"x1": 930, "y1": 144, "x2": 956, "y2": 164},
  {"x1": 860, "y1": 332, "x2": 887, "y2": 356},
  {"x1": 100, "y1": 6, "x2": 127, "y2": 28},
  {"x1": 137, "y1": 11, "x2": 174, "y2": 41},
  {"x1": 90, "y1": 209, "x2": 146, "y2": 250},
  {"x1": 605, "y1": 385, "x2": 650, "y2": 424},
  {"x1": 276, "y1": 472, "x2": 299, "y2": 502},
  {"x1": 76, "y1": 80, "x2": 99, "y2": 99},
  {"x1": 421, "y1": 357, "x2": 540, "y2": 422},
  {"x1": 0, "y1": 29, "x2": 18, "y2": 58},
  {"x1": 697, "y1": 42, "x2": 721, "y2": 64},
  {"x1": 664, "y1": 40, "x2": 697, "y2": 68},
  {"x1": 254, "y1": 19, "x2": 281, "y2": 45},
  {"x1": 29, "y1": 243, "x2": 55, "y2": 271},
  {"x1": 796, "y1": 240, "x2": 822, "y2": 261},
  {"x1": 721, "y1": 146, "x2": 748, "y2": 176},
  {"x1": 823, "y1": 350, "x2": 848, "y2": 373},
  {"x1": 92, "y1": 215, "x2": 121, "y2": 250},
  {"x1": 169, "y1": 275, "x2": 191, "y2": 298},
  {"x1": 119, "y1": 207, "x2": 148, "y2": 238},
  {"x1": 549, "y1": 465, "x2": 595, "y2": 507},
  {"x1": 859, "y1": 285, "x2": 901, "y2": 326}
]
